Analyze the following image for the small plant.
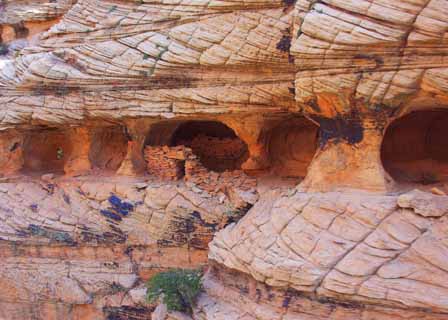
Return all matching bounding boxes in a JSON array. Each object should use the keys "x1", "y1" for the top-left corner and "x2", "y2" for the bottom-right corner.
[
  {"x1": 146, "y1": 268, "x2": 203, "y2": 314},
  {"x1": 56, "y1": 147, "x2": 64, "y2": 160},
  {"x1": 223, "y1": 203, "x2": 238, "y2": 218}
]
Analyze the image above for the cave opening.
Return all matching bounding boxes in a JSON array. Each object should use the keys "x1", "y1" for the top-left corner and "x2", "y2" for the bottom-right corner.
[
  {"x1": 381, "y1": 110, "x2": 448, "y2": 185},
  {"x1": 170, "y1": 121, "x2": 249, "y2": 172},
  {"x1": 22, "y1": 129, "x2": 72, "y2": 175},
  {"x1": 266, "y1": 117, "x2": 319, "y2": 178},
  {"x1": 144, "y1": 120, "x2": 249, "y2": 179},
  {"x1": 89, "y1": 126, "x2": 128, "y2": 173}
]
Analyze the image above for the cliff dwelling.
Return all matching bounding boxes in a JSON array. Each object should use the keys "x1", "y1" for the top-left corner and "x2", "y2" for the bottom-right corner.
[
  {"x1": 144, "y1": 120, "x2": 255, "y2": 193},
  {"x1": 2, "y1": 1, "x2": 448, "y2": 320},
  {"x1": 145, "y1": 120, "x2": 248, "y2": 174},
  {"x1": 143, "y1": 117, "x2": 318, "y2": 185},
  {"x1": 170, "y1": 121, "x2": 249, "y2": 172}
]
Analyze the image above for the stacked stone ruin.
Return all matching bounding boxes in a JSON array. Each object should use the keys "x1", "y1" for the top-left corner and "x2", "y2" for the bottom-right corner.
[
  {"x1": 144, "y1": 145, "x2": 192, "y2": 180},
  {"x1": 144, "y1": 143, "x2": 256, "y2": 195},
  {"x1": 186, "y1": 134, "x2": 248, "y2": 171},
  {"x1": 1, "y1": 1, "x2": 448, "y2": 320}
]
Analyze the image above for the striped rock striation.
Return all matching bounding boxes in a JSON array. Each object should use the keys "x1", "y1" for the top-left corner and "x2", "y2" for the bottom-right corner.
[{"x1": 0, "y1": 0, "x2": 448, "y2": 319}]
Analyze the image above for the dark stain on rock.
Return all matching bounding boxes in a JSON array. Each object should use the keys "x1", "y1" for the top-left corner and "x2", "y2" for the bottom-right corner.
[
  {"x1": 277, "y1": 35, "x2": 292, "y2": 52},
  {"x1": 354, "y1": 53, "x2": 384, "y2": 68},
  {"x1": 102, "y1": 231, "x2": 127, "y2": 243},
  {"x1": 63, "y1": 193, "x2": 71, "y2": 205},
  {"x1": 157, "y1": 211, "x2": 220, "y2": 250},
  {"x1": 238, "y1": 285, "x2": 249, "y2": 295},
  {"x1": 124, "y1": 246, "x2": 134, "y2": 257},
  {"x1": 80, "y1": 229, "x2": 127, "y2": 244},
  {"x1": 27, "y1": 224, "x2": 76, "y2": 245},
  {"x1": 43, "y1": 183, "x2": 55, "y2": 195},
  {"x1": 282, "y1": 288, "x2": 296, "y2": 308},
  {"x1": 30, "y1": 204, "x2": 38, "y2": 212},
  {"x1": 307, "y1": 98, "x2": 321, "y2": 113},
  {"x1": 282, "y1": 295, "x2": 292, "y2": 308},
  {"x1": 100, "y1": 194, "x2": 135, "y2": 222},
  {"x1": 104, "y1": 306, "x2": 153, "y2": 320},
  {"x1": 213, "y1": 262, "x2": 371, "y2": 314},
  {"x1": 317, "y1": 296, "x2": 364, "y2": 310},
  {"x1": 191, "y1": 211, "x2": 219, "y2": 230},
  {"x1": 108, "y1": 224, "x2": 128, "y2": 242},
  {"x1": 15, "y1": 229, "x2": 30, "y2": 238},
  {"x1": 123, "y1": 126, "x2": 132, "y2": 141},
  {"x1": 13, "y1": 22, "x2": 29, "y2": 38},
  {"x1": 288, "y1": 86, "x2": 295, "y2": 95},
  {"x1": 224, "y1": 203, "x2": 253, "y2": 226},
  {"x1": 283, "y1": 0, "x2": 297, "y2": 6},
  {"x1": 157, "y1": 215, "x2": 195, "y2": 248},
  {"x1": 77, "y1": 187, "x2": 86, "y2": 196},
  {"x1": 54, "y1": 86, "x2": 70, "y2": 96},
  {"x1": 103, "y1": 261, "x2": 119, "y2": 269},
  {"x1": 101, "y1": 209, "x2": 123, "y2": 221},
  {"x1": 312, "y1": 113, "x2": 364, "y2": 147},
  {"x1": 255, "y1": 288, "x2": 262, "y2": 303},
  {"x1": 109, "y1": 194, "x2": 134, "y2": 216},
  {"x1": 9, "y1": 142, "x2": 20, "y2": 152},
  {"x1": 0, "y1": 44, "x2": 8, "y2": 55}
]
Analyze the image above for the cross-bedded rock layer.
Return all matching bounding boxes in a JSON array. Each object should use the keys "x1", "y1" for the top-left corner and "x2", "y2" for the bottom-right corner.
[
  {"x1": 0, "y1": 177, "x2": 257, "y2": 319},
  {"x1": 210, "y1": 189, "x2": 448, "y2": 315},
  {"x1": 1, "y1": 0, "x2": 448, "y2": 319}
]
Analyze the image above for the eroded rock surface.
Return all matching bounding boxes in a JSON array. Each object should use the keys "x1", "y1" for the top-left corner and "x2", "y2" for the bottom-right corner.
[
  {"x1": 194, "y1": 264, "x2": 448, "y2": 320},
  {"x1": 209, "y1": 189, "x2": 448, "y2": 317},
  {"x1": 0, "y1": 177, "x2": 256, "y2": 319},
  {"x1": 1, "y1": 0, "x2": 448, "y2": 319}
]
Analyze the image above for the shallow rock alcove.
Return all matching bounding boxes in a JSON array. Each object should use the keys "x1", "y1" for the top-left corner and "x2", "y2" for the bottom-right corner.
[
  {"x1": 22, "y1": 128, "x2": 72, "y2": 175},
  {"x1": 89, "y1": 126, "x2": 128, "y2": 173},
  {"x1": 381, "y1": 110, "x2": 448, "y2": 185},
  {"x1": 266, "y1": 116, "x2": 318, "y2": 178}
]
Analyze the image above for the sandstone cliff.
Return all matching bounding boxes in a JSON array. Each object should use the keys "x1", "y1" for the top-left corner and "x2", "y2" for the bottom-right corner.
[{"x1": 0, "y1": 0, "x2": 448, "y2": 319}]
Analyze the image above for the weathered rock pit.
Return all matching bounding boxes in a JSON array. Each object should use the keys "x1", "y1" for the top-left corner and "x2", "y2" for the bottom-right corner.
[
  {"x1": 382, "y1": 110, "x2": 448, "y2": 187},
  {"x1": 22, "y1": 128, "x2": 72, "y2": 175},
  {"x1": 267, "y1": 116, "x2": 318, "y2": 178},
  {"x1": 89, "y1": 126, "x2": 128, "y2": 173}
]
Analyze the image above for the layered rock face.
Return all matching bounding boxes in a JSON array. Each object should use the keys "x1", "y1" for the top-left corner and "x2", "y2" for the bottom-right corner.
[{"x1": 1, "y1": 0, "x2": 448, "y2": 319}]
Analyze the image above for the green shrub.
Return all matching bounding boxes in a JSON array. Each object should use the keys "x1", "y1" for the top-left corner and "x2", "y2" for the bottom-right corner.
[
  {"x1": 56, "y1": 147, "x2": 64, "y2": 160},
  {"x1": 146, "y1": 269, "x2": 203, "y2": 314}
]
